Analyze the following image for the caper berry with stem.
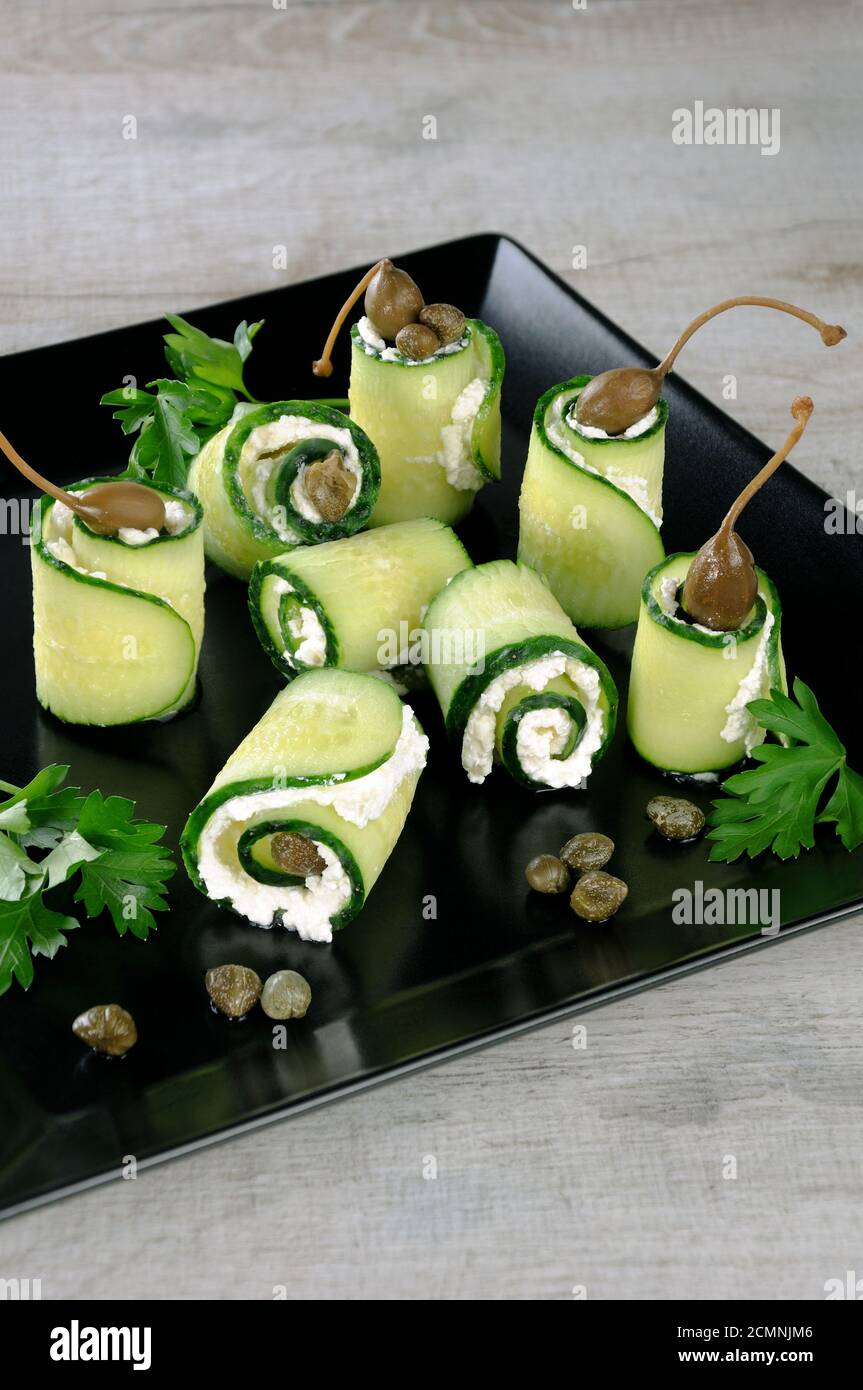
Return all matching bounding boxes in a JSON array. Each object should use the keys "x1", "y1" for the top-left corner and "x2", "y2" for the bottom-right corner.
[
  {"x1": 560, "y1": 831, "x2": 614, "y2": 873},
  {"x1": 570, "y1": 871, "x2": 628, "y2": 923},
  {"x1": 364, "y1": 259, "x2": 424, "y2": 341},
  {"x1": 575, "y1": 296, "x2": 844, "y2": 436},
  {"x1": 525, "y1": 854, "x2": 570, "y2": 894}
]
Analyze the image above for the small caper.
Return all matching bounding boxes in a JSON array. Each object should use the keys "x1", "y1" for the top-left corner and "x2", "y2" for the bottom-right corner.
[
  {"x1": 395, "y1": 322, "x2": 441, "y2": 361},
  {"x1": 570, "y1": 871, "x2": 628, "y2": 923},
  {"x1": 364, "y1": 259, "x2": 424, "y2": 341},
  {"x1": 646, "y1": 796, "x2": 705, "y2": 842},
  {"x1": 419, "y1": 303, "x2": 466, "y2": 345},
  {"x1": 261, "y1": 970, "x2": 312, "y2": 1020},
  {"x1": 303, "y1": 449, "x2": 356, "y2": 522},
  {"x1": 560, "y1": 831, "x2": 614, "y2": 873},
  {"x1": 525, "y1": 854, "x2": 570, "y2": 894},
  {"x1": 206, "y1": 964, "x2": 262, "y2": 1019},
  {"x1": 271, "y1": 831, "x2": 326, "y2": 877},
  {"x1": 72, "y1": 1003, "x2": 137, "y2": 1056}
]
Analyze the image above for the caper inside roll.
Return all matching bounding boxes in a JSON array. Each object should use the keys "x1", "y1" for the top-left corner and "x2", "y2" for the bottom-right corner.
[
  {"x1": 187, "y1": 401, "x2": 381, "y2": 580},
  {"x1": 181, "y1": 670, "x2": 428, "y2": 942}
]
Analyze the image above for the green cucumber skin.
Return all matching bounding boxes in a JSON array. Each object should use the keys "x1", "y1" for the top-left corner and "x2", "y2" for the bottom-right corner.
[
  {"x1": 247, "y1": 563, "x2": 339, "y2": 679},
  {"x1": 627, "y1": 553, "x2": 785, "y2": 774},
  {"x1": 33, "y1": 480, "x2": 203, "y2": 725},
  {"x1": 499, "y1": 691, "x2": 588, "y2": 789},
  {"x1": 517, "y1": 377, "x2": 667, "y2": 629}
]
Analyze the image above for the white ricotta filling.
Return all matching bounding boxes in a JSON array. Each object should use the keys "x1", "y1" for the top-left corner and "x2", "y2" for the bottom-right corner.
[
  {"x1": 721, "y1": 608, "x2": 775, "y2": 754},
  {"x1": 546, "y1": 393, "x2": 663, "y2": 528},
  {"x1": 461, "y1": 652, "x2": 605, "y2": 788},
  {"x1": 244, "y1": 416, "x2": 362, "y2": 537},
  {"x1": 196, "y1": 706, "x2": 429, "y2": 942},
  {"x1": 439, "y1": 377, "x2": 488, "y2": 491},
  {"x1": 271, "y1": 577, "x2": 328, "y2": 667},
  {"x1": 404, "y1": 377, "x2": 489, "y2": 492},
  {"x1": 357, "y1": 315, "x2": 386, "y2": 351},
  {"x1": 567, "y1": 401, "x2": 659, "y2": 441}
]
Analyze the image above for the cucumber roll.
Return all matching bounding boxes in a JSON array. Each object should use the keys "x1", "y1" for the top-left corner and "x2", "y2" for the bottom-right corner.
[
  {"x1": 349, "y1": 318, "x2": 504, "y2": 526},
  {"x1": 31, "y1": 478, "x2": 204, "y2": 725},
  {"x1": 187, "y1": 401, "x2": 381, "y2": 580},
  {"x1": 181, "y1": 670, "x2": 428, "y2": 942},
  {"x1": 248, "y1": 517, "x2": 472, "y2": 681},
  {"x1": 312, "y1": 258, "x2": 504, "y2": 527},
  {"x1": 424, "y1": 560, "x2": 617, "y2": 790},
  {"x1": 628, "y1": 399, "x2": 812, "y2": 776},
  {"x1": 627, "y1": 554, "x2": 785, "y2": 776},
  {"x1": 518, "y1": 376, "x2": 667, "y2": 629}
]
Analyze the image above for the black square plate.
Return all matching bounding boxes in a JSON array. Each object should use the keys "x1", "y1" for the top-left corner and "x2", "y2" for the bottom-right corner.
[{"x1": 1, "y1": 234, "x2": 861, "y2": 1219}]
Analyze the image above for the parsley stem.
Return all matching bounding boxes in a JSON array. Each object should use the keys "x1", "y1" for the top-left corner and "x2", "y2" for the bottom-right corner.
[{"x1": 0, "y1": 779, "x2": 20, "y2": 795}]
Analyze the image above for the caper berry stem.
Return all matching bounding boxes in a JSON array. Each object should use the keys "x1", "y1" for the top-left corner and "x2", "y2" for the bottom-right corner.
[
  {"x1": 0, "y1": 426, "x2": 92, "y2": 512},
  {"x1": 719, "y1": 395, "x2": 813, "y2": 535},
  {"x1": 0, "y1": 427, "x2": 166, "y2": 535},
  {"x1": 312, "y1": 260, "x2": 384, "y2": 378},
  {"x1": 656, "y1": 296, "x2": 846, "y2": 380}
]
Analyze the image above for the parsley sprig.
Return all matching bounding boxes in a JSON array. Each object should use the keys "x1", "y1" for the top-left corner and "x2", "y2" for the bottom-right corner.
[
  {"x1": 101, "y1": 313, "x2": 264, "y2": 488},
  {"x1": 707, "y1": 679, "x2": 863, "y2": 862},
  {"x1": 0, "y1": 765, "x2": 175, "y2": 995}
]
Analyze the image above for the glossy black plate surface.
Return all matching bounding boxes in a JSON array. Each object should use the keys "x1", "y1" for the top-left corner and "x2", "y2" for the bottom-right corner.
[{"x1": 1, "y1": 234, "x2": 861, "y2": 1219}]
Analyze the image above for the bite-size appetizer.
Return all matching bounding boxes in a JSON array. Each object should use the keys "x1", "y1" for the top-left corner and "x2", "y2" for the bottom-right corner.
[
  {"x1": 312, "y1": 259, "x2": 504, "y2": 526},
  {"x1": 249, "y1": 517, "x2": 471, "y2": 682},
  {"x1": 518, "y1": 297, "x2": 844, "y2": 629},
  {"x1": 181, "y1": 670, "x2": 428, "y2": 943},
  {"x1": 188, "y1": 401, "x2": 380, "y2": 580},
  {"x1": 424, "y1": 560, "x2": 617, "y2": 790},
  {"x1": 627, "y1": 397, "x2": 811, "y2": 777},
  {"x1": 0, "y1": 420, "x2": 207, "y2": 727},
  {"x1": 518, "y1": 375, "x2": 667, "y2": 629}
]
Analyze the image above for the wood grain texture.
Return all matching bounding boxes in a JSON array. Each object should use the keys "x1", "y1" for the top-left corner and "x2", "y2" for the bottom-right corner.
[{"x1": 1, "y1": 0, "x2": 861, "y2": 1300}]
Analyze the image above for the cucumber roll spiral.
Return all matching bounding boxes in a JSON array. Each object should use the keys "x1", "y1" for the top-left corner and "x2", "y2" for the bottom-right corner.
[
  {"x1": 424, "y1": 560, "x2": 617, "y2": 790},
  {"x1": 31, "y1": 477, "x2": 204, "y2": 726},
  {"x1": 187, "y1": 401, "x2": 381, "y2": 580},
  {"x1": 181, "y1": 670, "x2": 428, "y2": 942}
]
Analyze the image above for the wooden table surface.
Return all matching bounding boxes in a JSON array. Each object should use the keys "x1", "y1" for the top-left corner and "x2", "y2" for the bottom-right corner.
[{"x1": 1, "y1": 0, "x2": 861, "y2": 1300}]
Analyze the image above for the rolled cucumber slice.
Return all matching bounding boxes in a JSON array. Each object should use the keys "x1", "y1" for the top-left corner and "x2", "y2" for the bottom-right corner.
[
  {"x1": 627, "y1": 552, "x2": 786, "y2": 775},
  {"x1": 424, "y1": 559, "x2": 617, "y2": 790},
  {"x1": 31, "y1": 478, "x2": 204, "y2": 726},
  {"x1": 517, "y1": 376, "x2": 667, "y2": 628},
  {"x1": 249, "y1": 517, "x2": 472, "y2": 680},
  {"x1": 187, "y1": 401, "x2": 381, "y2": 580},
  {"x1": 348, "y1": 319, "x2": 504, "y2": 527},
  {"x1": 181, "y1": 669, "x2": 428, "y2": 941}
]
